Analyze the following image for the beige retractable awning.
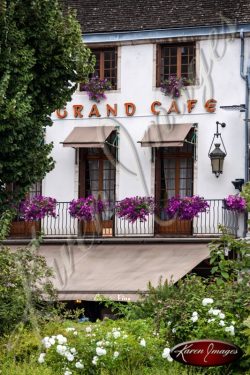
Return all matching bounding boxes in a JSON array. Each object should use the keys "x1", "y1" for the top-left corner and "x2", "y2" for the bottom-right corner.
[
  {"x1": 62, "y1": 126, "x2": 115, "y2": 148},
  {"x1": 38, "y1": 243, "x2": 209, "y2": 302},
  {"x1": 139, "y1": 123, "x2": 193, "y2": 147}
]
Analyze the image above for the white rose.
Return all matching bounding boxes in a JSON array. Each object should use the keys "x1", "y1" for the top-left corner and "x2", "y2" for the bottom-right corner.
[
  {"x1": 113, "y1": 331, "x2": 121, "y2": 339},
  {"x1": 225, "y1": 325, "x2": 235, "y2": 336},
  {"x1": 202, "y1": 298, "x2": 214, "y2": 306},
  {"x1": 219, "y1": 320, "x2": 225, "y2": 326},
  {"x1": 49, "y1": 337, "x2": 55, "y2": 345},
  {"x1": 212, "y1": 309, "x2": 221, "y2": 316},
  {"x1": 162, "y1": 348, "x2": 171, "y2": 358},
  {"x1": 75, "y1": 361, "x2": 84, "y2": 369},
  {"x1": 56, "y1": 345, "x2": 67, "y2": 355},
  {"x1": 66, "y1": 353, "x2": 74, "y2": 362},
  {"x1": 96, "y1": 347, "x2": 107, "y2": 356},
  {"x1": 192, "y1": 312, "x2": 198, "y2": 317},
  {"x1": 57, "y1": 334, "x2": 67, "y2": 345},
  {"x1": 92, "y1": 356, "x2": 99, "y2": 365},
  {"x1": 113, "y1": 351, "x2": 119, "y2": 358},
  {"x1": 208, "y1": 318, "x2": 215, "y2": 323},
  {"x1": 191, "y1": 315, "x2": 198, "y2": 323},
  {"x1": 219, "y1": 313, "x2": 225, "y2": 319},
  {"x1": 140, "y1": 338, "x2": 146, "y2": 347},
  {"x1": 86, "y1": 326, "x2": 92, "y2": 333},
  {"x1": 38, "y1": 353, "x2": 46, "y2": 364}
]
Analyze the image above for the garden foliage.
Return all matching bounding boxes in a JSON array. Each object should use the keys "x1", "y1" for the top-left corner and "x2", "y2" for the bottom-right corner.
[
  {"x1": 0, "y1": 0, "x2": 95, "y2": 213},
  {"x1": 0, "y1": 244, "x2": 57, "y2": 336}
]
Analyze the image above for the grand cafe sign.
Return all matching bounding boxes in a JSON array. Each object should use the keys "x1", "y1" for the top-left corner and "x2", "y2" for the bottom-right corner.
[{"x1": 56, "y1": 99, "x2": 217, "y2": 119}]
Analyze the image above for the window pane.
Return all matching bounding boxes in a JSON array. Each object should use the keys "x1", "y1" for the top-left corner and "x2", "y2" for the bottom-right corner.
[
  {"x1": 158, "y1": 43, "x2": 195, "y2": 86},
  {"x1": 80, "y1": 48, "x2": 117, "y2": 91}
]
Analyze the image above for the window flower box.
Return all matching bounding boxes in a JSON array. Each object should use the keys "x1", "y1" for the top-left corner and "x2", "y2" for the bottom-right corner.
[
  {"x1": 9, "y1": 220, "x2": 41, "y2": 238},
  {"x1": 164, "y1": 196, "x2": 209, "y2": 220},
  {"x1": 223, "y1": 195, "x2": 246, "y2": 213},
  {"x1": 10, "y1": 195, "x2": 57, "y2": 238},
  {"x1": 81, "y1": 76, "x2": 112, "y2": 102},
  {"x1": 69, "y1": 196, "x2": 105, "y2": 236},
  {"x1": 115, "y1": 196, "x2": 155, "y2": 224}
]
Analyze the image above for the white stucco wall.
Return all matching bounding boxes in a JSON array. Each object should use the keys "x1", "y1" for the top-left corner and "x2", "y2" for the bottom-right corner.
[{"x1": 44, "y1": 36, "x2": 249, "y2": 204}]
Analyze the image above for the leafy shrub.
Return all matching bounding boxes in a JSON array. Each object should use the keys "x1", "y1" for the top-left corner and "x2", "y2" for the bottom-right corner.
[
  {"x1": 36, "y1": 319, "x2": 170, "y2": 375},
  {"x1": 241, "y1": 182, "x2": 250, "y2": 212},
  {"x1": 0, "y1": 244, "x2": 57, "y2": 336},
  {"x1": 0, "y1": 209, "x2": 14, "y2": 240},
  {"x1": 0, "y1": 318, "x2": 194, "y2": 375}
]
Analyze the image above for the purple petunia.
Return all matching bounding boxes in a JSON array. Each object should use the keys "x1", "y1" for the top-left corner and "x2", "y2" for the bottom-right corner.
[
  {"x1": 116, "y1": 196, "x2": 155, "y2": 223},
  {"x1": 224, "y1": 195, "x2": 246, "y2": 212},
  {"x1": 165, "y1": 196, "x2": 209, "y2": 220},
  {"x1": 160, "y1": 75, "x2": 186, "y2": 99},
  {"x1": 83, "y1": 76, "x2": 112, "y2": 103},
  {"x1": 68, "y1": 196, "x2": 105, "y2": 221},
  {"x1": 20, "y1": 195, "x2": 57, "y2": 221}
]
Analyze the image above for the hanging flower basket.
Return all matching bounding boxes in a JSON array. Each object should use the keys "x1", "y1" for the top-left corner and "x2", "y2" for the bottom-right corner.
[
  {"x1": 116, "y1": 196, "x2": 155, "y2": 223},
  {"x1": 20, "y1": 195, "x2": 57, "y2": 221},
  {"x1": 160, "y1": 75, "x2": 187, "y2": 98},
  {"x1": 165, "y1": 196, "x2": 209, "y2": 220},
  {"x1": 68, "y1": 196, "x2": 105, "y2": 221},
  {"x1": 224, "y1": 195, "x2": 246, "y2": 212},
  {"x1": 82, "y1": 76, "x2": 112, "y2": 102}
]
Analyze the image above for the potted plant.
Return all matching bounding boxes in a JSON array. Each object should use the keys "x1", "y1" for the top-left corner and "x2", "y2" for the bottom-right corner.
[
  {"x1": 160, "y1": 75, "x2": 188, "y2": 98},
  {"x1": 81, "y1": 75, "x2": 112, "y2": 102},
  {"x1": 165, "y1": 195, "x2": 209, "y2": 220},
  {"x1": 116, "y1": 196, "x2": 155, "y2": 223},
  {"x1": 224, "y1": 195, "x2": 246, "y2": 212},
  {"x1": 163, "y1": 195, "x2": 209, "y2": 234},
  {"x1": 68, "y1": 196, "x2": 105, "y2": 235},
  {"x1": 10, "y1": 195, "x2": 57, "y2": 237}
]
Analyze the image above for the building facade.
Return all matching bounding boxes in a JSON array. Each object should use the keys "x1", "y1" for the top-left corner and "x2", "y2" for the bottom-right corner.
[
  {"x1": 8, "y1": 1, "x2": 250, "y2": 305},
  {"x1": 38, "y1": 3, "x2": 250, "y2": 239}
]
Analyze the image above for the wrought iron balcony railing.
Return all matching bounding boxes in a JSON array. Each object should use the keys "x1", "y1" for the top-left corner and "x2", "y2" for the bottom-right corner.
[{"x1": 9, "y1": 199, "x2": 239, "y2": 238}]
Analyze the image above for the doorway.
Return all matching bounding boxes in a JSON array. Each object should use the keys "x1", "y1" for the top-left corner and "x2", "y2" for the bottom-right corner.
[
  {"x1": 155, "y1": 130, "x2": 194, "y2": 235},
  {"x1": 79, "y1": 137, "x2": 116, "y2": 236}
]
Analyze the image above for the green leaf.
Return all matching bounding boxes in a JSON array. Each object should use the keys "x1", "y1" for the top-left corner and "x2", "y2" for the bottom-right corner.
[{"x1": 221, "y1": 271, "x2": 229, "y2": 279}]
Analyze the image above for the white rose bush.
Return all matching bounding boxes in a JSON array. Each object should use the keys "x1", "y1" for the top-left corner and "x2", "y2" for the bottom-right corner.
[
  {"x1": 165, "y1": 295, "x2": 240, "y2": 347},
  {"x1": 37, "y1": 319, "x2": 169, "y2": 374}
]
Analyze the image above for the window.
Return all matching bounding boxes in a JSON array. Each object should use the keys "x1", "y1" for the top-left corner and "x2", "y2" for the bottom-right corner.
[
  {"x1": 156, "y1": 43, "x2": 196, "y2": 86},
  {"x1": 28, "y1": 182, "x2": 42, "y2": 198},
  {"x1": 80, "y1": 47, "x2": 117, "y2": 90}
]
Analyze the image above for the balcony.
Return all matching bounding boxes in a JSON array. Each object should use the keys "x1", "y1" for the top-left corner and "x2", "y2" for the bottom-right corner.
[{"x1": 9, "y1": 199, "x2": 240, "y2": 240}]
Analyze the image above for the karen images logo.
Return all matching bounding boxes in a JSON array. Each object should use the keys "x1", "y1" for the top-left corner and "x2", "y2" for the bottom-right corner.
[{"x1": 170, "y1": 340, "x2": 243, "y2": 367}]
